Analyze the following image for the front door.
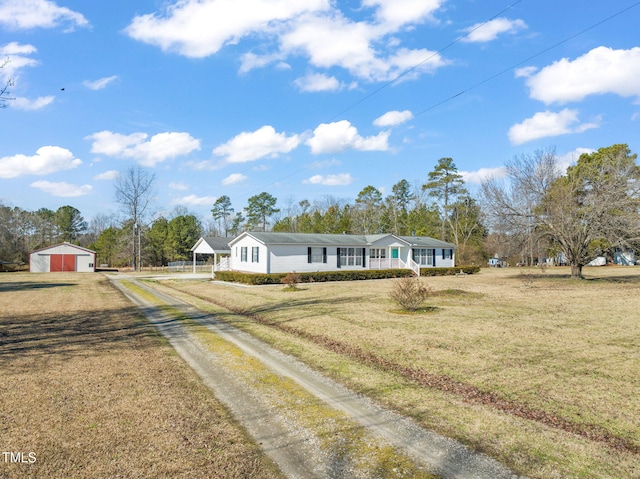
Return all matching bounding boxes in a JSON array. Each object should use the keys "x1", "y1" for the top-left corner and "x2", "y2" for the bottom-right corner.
[{"x1": 391, "y1": 248, "x2": 399, "y2": 259}]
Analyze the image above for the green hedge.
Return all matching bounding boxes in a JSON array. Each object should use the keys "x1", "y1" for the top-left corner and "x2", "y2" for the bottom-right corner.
[
  {"x1": 214, "y1": 266, "x2": 479, "y2": 285},
  {"x1": 419, "y1": 265, "x2": 480, "y2": 276}
]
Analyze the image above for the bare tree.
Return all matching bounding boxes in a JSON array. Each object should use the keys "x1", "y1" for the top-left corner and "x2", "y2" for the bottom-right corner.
[
  {"x1": 482, "y1": 145, "x2": 640, "y2": 279},
  {"x1": 1, "y1": 58, "x2": 15, "y2": 109},
  {"x1": 115, "y1": 166, "x2": 155, "y2": 271}
]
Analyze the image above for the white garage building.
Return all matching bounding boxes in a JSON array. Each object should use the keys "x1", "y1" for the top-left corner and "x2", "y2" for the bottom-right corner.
[{"x1": 30, "y1": 242, "x2": 96, "y2": 273}]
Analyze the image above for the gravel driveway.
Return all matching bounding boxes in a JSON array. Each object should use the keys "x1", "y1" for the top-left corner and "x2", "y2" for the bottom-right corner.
[{"x1": 111, "y1": 275, "x2": 525, "y2": 479}]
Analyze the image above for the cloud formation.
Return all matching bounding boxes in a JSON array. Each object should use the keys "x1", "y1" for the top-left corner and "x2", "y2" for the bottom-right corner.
[
  {"x1": 173, "y1": 194, "x2": 217, "y2": 206},
  {"x1": 83, "y1": 75, "x2": 119, "y2": 90},
  {"x1": 213, "y1": 125, "x2": 300, "y2": 163},
  {"x1": 373, "y1": 110, "x2": 413, "y2": 127},
  {"x1": 86, "y1": 130, "x2": 201, "y2": 167},
  {"x1": 461, "y1": 17, "x2": 526, "y2": 43},
  {"x1": 306, "y1": 120, "x2": 389, "y2": 154},
  {"x1": 0, "y1": 146, "x2": 81, "y2": 178},
  {"x1": 125, "y1": 0, "x2": 448, "y2": 83},
  {"x1": 0, "y1": 0, "x2": 88, "y2": 30},
  {"x1": 508, "y1": 109, "x2": 599, "y2": 145},
  {"x1": 303, "y1": 173, "x2": 353, "y2": 186},
  {"x1": 31, "y1": 180, "x2": 92, "y2": 197},
  {"x1": 522, "y1": 46, "x2": 640, "y2": 104},
  {"x1": 222, "y1": 173, "x2": 248, "y2": 185}
]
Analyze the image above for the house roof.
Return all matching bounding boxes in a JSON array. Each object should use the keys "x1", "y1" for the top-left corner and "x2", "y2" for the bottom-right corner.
[
  {"x1": 191, "y1": 236, "x2": 232, "y2": 253},
  {"x1": 30, "y1": 242, "x2": 96, "y2": 255},
  {"x1": 398, "y1": 236, "x2": 456, "y2": 248},
  {"x1": 231, "y1": 232, "x2": 455, "y2": 248}
]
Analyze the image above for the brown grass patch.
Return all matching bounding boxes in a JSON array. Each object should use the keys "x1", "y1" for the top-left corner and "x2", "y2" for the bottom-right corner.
[
  {"x1": 154, "y1": 267, "x2": 640, "y2": 479},
  {"x1": 0, "y1": 273, "x2": 282, "y2": 479}
]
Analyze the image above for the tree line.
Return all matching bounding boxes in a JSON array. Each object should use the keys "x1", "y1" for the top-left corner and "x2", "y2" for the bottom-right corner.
[{"x1": 2, "y1": 144, "x2": 638, "y2": 278}]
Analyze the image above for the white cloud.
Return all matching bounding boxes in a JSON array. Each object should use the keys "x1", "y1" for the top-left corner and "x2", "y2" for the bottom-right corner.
[
  {"x1": 306, "y1": 120, "x2": 390, "y2": 154},
  {"x1": 0, "y1": 146, "x2": 81, "y2": 178},
  {"x1": 373, "y1": 109, "x2": 413, "y2": 127},
  {"x1": 169, "y1": 181, "x2": 189, "y2": 190},
  {"x1": 213, "y1": 125, "x2": 300, "y2": 163},
  {"x1": 461, "y1": 17, "x2": 526, "y2": 43},
  {"x1": 31, "y1": 181, "x2": 92, "y2": 197},
  {"x1": 303, "y1": 173, "x2": 353, "y2": 186},
  {"x1": 280, "y1": 14, "x2": 447, "y2": 82},
  {"x1": 222, "y1": 173, "x2": 247, "y2": 185},
  {"x1": 125, "y1": 0, "x2": 329, "y2": 58},
  {"x1": 0, "y1": 0, "x2": 88, "y2": 30},
  {"x1": 173, "y1": 194, "x2": 217, "y2": 206},
  {"x1": 126, "y1": 1, "x2": 448, "y2": 83},
  {"x1": 523, "y1": 46, "x2": 640, "y2": 104},
  {"x1": 362, "y1": 0, "x2": 442, "y2": 27},
  {"x1": 86, "y1": 130, "x2": 201, "y2": 167},
  {"x1": 93, "y1": 170, "x2": 120, "y2": 180},
  {"x1": 294, "y1": 72, "x2": 342, "y2": 92},
  {"x1": 11, "y1": 95, "x2": 54, "y2": 110},
  {"x1": 508, "y1": 109, "x2": 600, "y2": 145},
  {"x1": 83, "y1": 75, "x2": 118, "y2": 90},
  {"x1": 460, "y1": 167, "x2": 507, "y2": 184}
]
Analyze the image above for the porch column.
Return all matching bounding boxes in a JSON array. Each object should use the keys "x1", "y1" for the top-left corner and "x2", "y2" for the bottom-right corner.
[{"x1": 193, "y1": 251, "x2": 196, "y2": 274}]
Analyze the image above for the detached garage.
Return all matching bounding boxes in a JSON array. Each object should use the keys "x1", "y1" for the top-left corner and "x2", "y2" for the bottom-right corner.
[{"x1": 30, "y1": 242, "x2": 96, "y2": 273}]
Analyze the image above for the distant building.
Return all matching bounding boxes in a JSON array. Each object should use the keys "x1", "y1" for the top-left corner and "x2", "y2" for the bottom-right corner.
[{"x1": 30, "y1": 242, "x2": 96, "y2": 273}]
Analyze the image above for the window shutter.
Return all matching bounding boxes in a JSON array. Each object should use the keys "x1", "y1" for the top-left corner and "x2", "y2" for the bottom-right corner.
[
  {"x1": 337, "y1": 248, "x2": 341, "y2": 268},
  {"x1": 323, "y1": 247, "x2": 327, "y2": 263},
  {"x1": 362, "y1": 248, "x2": 366, "y2": 268},
  {"x1": 308, "y1": 247, "x2": 312, "y2": 263},
  {"x1": 442, "y1": 249, "x2": 445, "y2": 260},
  {"x1": 433, "y1": 249, "x2": 436, "y2": 267}
]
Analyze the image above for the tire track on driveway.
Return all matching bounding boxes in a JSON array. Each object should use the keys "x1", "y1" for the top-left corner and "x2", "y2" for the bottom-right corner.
[{"x1": 111, "y1": 274, "x2": 525, "y2": 479}]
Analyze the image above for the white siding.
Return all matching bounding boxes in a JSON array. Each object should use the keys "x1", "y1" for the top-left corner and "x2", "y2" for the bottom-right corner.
[{"x1": 230, "y1": 236, "x2": 267, "y2": 273}]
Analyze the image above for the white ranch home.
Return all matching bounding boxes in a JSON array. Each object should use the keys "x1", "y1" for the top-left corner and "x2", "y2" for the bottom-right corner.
[{"x1": 227, "y1": 232, "x2": 455, "y2": 276}]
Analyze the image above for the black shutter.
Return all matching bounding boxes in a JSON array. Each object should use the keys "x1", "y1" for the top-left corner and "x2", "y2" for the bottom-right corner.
[
  {"x1": 362, "y1": 248, "x2": 366, "y2": 268},
  {"x1": 308, "y1": 247, "x2": 312, "y2": 263},
  {"x1": 433, "y1": 249, "x2": 436, "y2": 267},
  {"x1": 442, "y1": 249, "x2": 445, "y2": 260},
  {"x1": 323, "y1": 247, "x2": 327, "y2": 263},
  {"x1": 337, "y1": 248, "x2": 341, "y2": 268}
]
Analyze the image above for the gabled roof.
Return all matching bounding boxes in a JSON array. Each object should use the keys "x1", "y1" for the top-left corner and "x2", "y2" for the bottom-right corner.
[
  {"x1": 191, "y1": 236, "x2": 232, "y2": 253},
  {"x1": 230, "y1": 232, "x2": 455, "y2": 248},
  {"x1": 398, "y1": 236, "x2": 456, "y2": 248},
  {"x1": 30, "y1": 242, "x2": 96, "y2": 254}
]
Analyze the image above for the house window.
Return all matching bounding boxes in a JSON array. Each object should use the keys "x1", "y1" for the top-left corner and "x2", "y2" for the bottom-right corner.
[
  {"x1": 370, "y1": 248, "x2": 386, "y2": 259},
  {"x1": 412, "y1": 248, "x2": 434, "y2": 266},
  {"x1": 340, "y1": 247, "x2": 364, "y2": 266},
  {"x1": 308, "y1": 247, "x2": 326, "y2": 263},
  {"x1": 252, "y1": 247, "x2": 259, "y2": 263},
  {"x1": 442, "y1": 249, "x2": 453, "y2": 260},
  {"x1": 240, "y1": 247, "x2": 248, "y2": 262}
]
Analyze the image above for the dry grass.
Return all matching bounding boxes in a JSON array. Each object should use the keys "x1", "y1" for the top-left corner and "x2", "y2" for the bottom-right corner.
[
  {"x1": 0, "y1": 273, "x2": 283, "y2": 479},
  {"x1": 154, "y1": 266, "x2": 640, "y2": 479}
]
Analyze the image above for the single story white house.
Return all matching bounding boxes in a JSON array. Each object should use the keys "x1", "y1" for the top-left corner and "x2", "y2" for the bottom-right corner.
[
  {"x1": 190, "y1": 236, "x2": 232, "y2": 273},
  {"x1": 228, "y1": 232, "x2": 455, "y2": 276},
  {"x1": 30, "y1": 242, "x2": 96, "y2": 273}
]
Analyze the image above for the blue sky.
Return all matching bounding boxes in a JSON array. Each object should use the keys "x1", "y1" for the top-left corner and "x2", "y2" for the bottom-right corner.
[{"x1": 1, "y1": 0, "x2": 639, "y2": 225}]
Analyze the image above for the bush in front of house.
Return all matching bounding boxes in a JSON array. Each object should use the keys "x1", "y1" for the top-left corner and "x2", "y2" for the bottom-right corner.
[
  {"x1": 214, "y1": 269, "x2": 415, "y2": 285},
  {"x1": 389, "y1": 276, "x2": 433, "y2": 311},
  {"x1": 214, "y1": 267, "x2": 480, "y2": 285},
  {"x1": 419, "y1": 265, "x2": 480, "y2": 276}
]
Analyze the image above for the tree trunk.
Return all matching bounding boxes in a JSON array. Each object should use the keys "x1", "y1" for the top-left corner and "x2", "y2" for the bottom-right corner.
[{"x1": 570, "y1": 263, "x2": 583, "y2": 280}]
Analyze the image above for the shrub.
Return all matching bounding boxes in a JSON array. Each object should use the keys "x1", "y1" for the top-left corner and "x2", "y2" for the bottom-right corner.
[
  {"x1": 281, "y1": 272, "x2": 302, "y2": 290},
  {"x1": 389, "y1": 276, "x2": 432, "y2": 311}
]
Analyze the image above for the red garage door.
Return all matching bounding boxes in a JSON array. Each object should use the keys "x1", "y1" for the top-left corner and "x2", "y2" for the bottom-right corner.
[{"x1": 50, "y1": 254, "x2": 76, "y2": 272}]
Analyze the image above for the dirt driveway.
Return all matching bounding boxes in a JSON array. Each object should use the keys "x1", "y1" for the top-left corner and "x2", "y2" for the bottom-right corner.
[{"x1": 111, "y1": 274, "x2": 524, "y2": 479}]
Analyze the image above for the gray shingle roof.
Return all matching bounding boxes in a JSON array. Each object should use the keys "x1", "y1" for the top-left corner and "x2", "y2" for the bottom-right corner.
[
  {"x1": 200, "y1": 237, "x2": 232, "y2": 252},
  {"x1": 242, "y1": 232, "x2": 455, "y2": 248}
]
